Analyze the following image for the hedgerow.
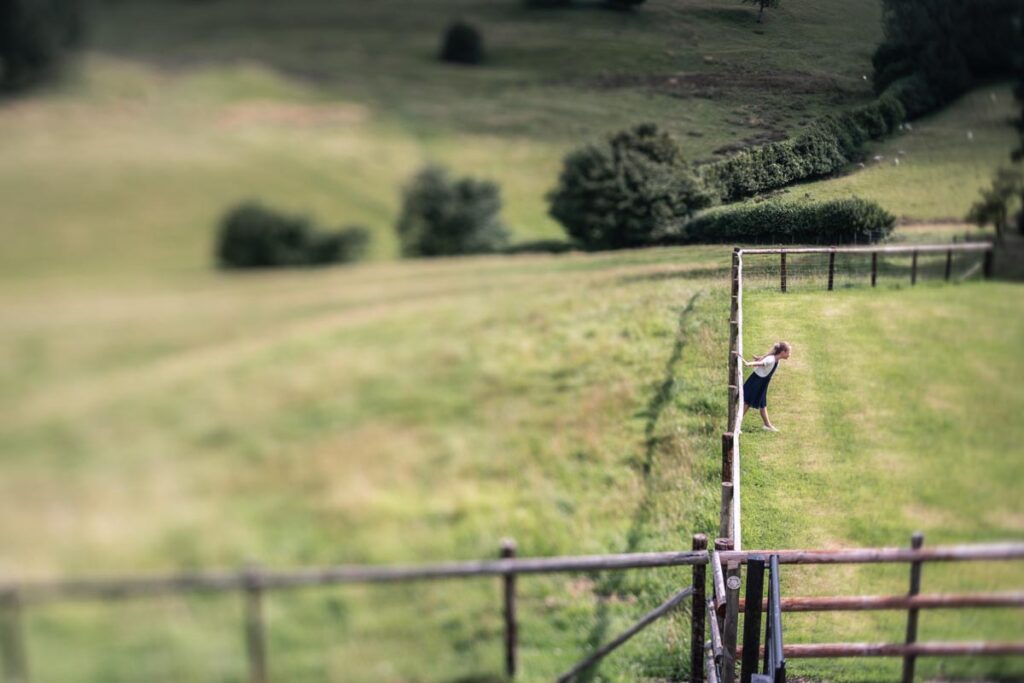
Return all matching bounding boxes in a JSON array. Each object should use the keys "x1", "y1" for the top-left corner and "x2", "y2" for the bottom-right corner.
[{"x1": 684, "y1": 198, "x2": 895, "y2": 245}]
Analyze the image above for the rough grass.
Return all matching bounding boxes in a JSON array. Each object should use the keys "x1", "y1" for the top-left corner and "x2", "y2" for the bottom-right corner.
[
  {"x1": 741, "y1": 283, "x2": 1024, "y2": 682},
  {"x1": 0, "y1": 248, "x2": 731, "y2": 682}
]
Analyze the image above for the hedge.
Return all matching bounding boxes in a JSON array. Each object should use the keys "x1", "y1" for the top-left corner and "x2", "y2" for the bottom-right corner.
[
  {"x1": 683, "y1": 198, "x2": 895, "y2": 245},
  {"x1": 700, "y1": 93, "x2": 907, "y2": 203}
]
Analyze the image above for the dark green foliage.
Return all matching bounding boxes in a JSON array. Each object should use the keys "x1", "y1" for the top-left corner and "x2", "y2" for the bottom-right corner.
[
  {"x1": 500, "y1": 239, "x2": 576, "y2": 255},
  {"x1": 1013, "y1": 80, "x2": 1024, "y2": 163},
  {"x1": 216, "y1": 203, "x2": 370, "y2": 269},
  {"x1": 0, "y1": 0, "x2": 83, "y2": 92},
  {"x1": 439, "y1": 21, "x2": 483, "y2": 65},
  {"x1": 700, "y1": 96, "x2": 906, "y2": 203},
  {"x1": 306, "y1": 226, "x2": 371, "y2": 265},
  {"x1": 685, "y1": 198, "x2": 895, "y2": 245},
  {"x1": 872, "y1": 0, "x2": 1024, "y2": 113},
  {"x1": 396, "y1": 165, "x2": 509, "y2": 257},
  {"x1": 967, "y1": 167, "x2": 1024, "y2": 238},
  {"x1": 548, "y1": 123, "x2": 712, "y2": 250},
  {"x1": 607, "y1": 0, "x2": 647, "y2": 8}
]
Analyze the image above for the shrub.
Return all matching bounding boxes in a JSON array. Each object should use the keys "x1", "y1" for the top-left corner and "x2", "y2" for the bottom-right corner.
[
  {"x1": 439, "y1": 21, "x2": 483, "y2": 65},
  {"x1": 216, "y1": 203, "x2": 370, "y2": 269},
  {"x1": 684, "y1": 198, "x2": 895, "y2": 245},
  {"x1": 396, "y1": 165, "x2": 509, "y2": 257},
  {"x1": 306, "y1": 226, "x2": 371, "y2": 265},
  {"x1": 548, "y1": 123, "x2": 712, "y2": 250}
]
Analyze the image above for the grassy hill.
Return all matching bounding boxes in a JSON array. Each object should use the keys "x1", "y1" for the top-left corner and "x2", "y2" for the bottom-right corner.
[
  {"x1": 2, "y1": 1, "x2": 1023, "y2": 681},
  {"x1": 1, "y1": 0, "x2": 889, "y2": 283}
]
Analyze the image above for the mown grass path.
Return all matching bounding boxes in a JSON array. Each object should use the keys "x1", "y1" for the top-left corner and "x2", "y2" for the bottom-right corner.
[{"x1": 741, "y1": 282, "x2": 1024, "y2": 682}]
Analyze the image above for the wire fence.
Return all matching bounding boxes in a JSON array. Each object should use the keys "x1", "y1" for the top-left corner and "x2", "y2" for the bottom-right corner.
[{"x1": 740, "y1": 246, "x2": 991, "y2": 295}]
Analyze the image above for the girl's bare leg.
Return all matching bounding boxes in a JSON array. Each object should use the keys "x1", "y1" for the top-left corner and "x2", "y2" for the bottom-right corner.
[{"x1": 759, "y1": 407, "x2": 777, "y2": 430}]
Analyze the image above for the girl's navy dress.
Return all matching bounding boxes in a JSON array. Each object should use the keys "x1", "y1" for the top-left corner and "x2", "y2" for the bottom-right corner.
[{"x1": 743, "y1": 357, "x2": 778, "y2": 409}]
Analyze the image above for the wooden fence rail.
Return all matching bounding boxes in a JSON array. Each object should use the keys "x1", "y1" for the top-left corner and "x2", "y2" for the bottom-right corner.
[
  {"x1": 0, "y1": 541, "x2": 712, "y2": 683},
  {"x1": 708, "y1": 535, "x2": 1024, "y2": 683}
]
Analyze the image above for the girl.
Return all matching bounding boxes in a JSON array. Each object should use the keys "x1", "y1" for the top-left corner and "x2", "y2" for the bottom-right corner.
[{"x1": 740, "y1": 341, "x2": 792, "y2": 432}]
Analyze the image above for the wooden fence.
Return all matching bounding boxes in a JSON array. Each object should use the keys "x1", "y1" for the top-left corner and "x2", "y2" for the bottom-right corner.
[
  {"x1": 0, "y1": 542, "x2": 709, "y2": 683},
  {"x1": 705, "y1": 537, "x2": 1024, "y2": 683}
]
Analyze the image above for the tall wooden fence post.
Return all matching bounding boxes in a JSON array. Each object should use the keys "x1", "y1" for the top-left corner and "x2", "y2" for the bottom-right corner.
[
  {"x1": 721, "y1": 433, "x2": 734, "y2": 485},
  {"x1": 244, "y1": 566, "x2": 269, "y2": 683},
  {"x1": 827, "y1": 251, "x2": 835, "y2": 291},
  {"x1": 501, "y1": 539, "x2": 518, "y2": 678},
  {"x1": 983, "y1": 249, "x2": 994, "y2": 279},
  {"x1": 729, "y1": 250, "x2": 740, "y2": 432},
  {"x1": 911, "y1": 250, "x2": 918, "y2": 286},
  {"x1": 780, "y1": 253, "x2": 787, "y2": 293},
  {"x1": 0, "y1": 592, "x2": 29, "y2": 683},
  {"x1": 871, "y1": 252, "x2": 878, "y2": 287},
  {"x1": 901, "y1": 533, "x2": 925, "y2": 683},
  {"x1": 944, "y1": 249, "x2": 953, "y2": 281},
  {"x1": 721, "y1": 559, "x2": 740, "y2": 683},
  {"x1": 691, "y1": 534, "x2": 708, "y2": 683},
  {"x1": 739, "y1": 556, "x2": 765, "y2": 683},
  {"x1": 718, "y1": 484, "x2": 734, "y2": 541}
]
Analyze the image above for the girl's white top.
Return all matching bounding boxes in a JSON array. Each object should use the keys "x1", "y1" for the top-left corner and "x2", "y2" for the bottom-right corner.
[{"x1": 753, "y1": 354, "x2": 777, "y2": 378}]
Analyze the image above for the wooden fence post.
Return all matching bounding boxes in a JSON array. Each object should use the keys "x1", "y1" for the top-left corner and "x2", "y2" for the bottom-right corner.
[
  {"x1": 721, "y1": 433, "x2": 734, "y2": 484},
  {"x1": 0, "y1": 592, "x2": 29, "y2": 683},
  {"x1": 780, "y1": 253, "x2": 787, "y2": 293},
  {"x1": 721, "y1": 560, "x2": 740, "y2": 683},
  {"x1": 244, "y1": 566, "x2": 269, "y2": 683},
  {"x1": 911, "y1": 250, "x2": 918, "y2": 286},
  {"x1": 739, "y1": 556, "x2": 765, "y2": 683},
  {"x1": 691, "y1": 534, "x2": 708, "y2": 683},
  {"x1": 729, "y1": 250, "x2": 740, "y2": 431},
  {"x1": 718, "y1": 484, "x2": 734, "y2": 541},
  {"x1": 827, "y1": 251, "x2": 835, "y2": 291},
  {"x1": 983, "y1": 249, "x2": 994, "y2": 279},
  {"x1": 871, "y1": 252, "x2": 878, "y2": 287},
  {"x1": 901, "y1": 533, "x2": 924, "y2": 683},
  {"x1": 501, "y1": 539, "x2": 518, "y2": 678},
  {"x1": 944, "y1": 249, "x2": 953, "y2": 281}
]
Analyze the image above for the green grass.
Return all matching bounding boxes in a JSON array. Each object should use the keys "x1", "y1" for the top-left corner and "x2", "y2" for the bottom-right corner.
[
  {"x1": 741, "y1": 282, "x2": 1024, "y2": 682},
  {"x1": 2, "y1": 1, "x2": 1023, "y2": 680},
  {"x1": 0, "y1": 248, "x2": 732, "y2": 682},
  {"x1": 775, "y1": 83, "x2": 1020, "y2": 222},
  {"x1": 1, "y1": 0, "x2": 890, "y2": 283}
]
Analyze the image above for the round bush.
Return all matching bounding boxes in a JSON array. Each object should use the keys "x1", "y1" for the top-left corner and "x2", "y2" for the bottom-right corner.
[
  {"x1": 216, "y1": 203, "x2": 371, "y2": 269},
  {"x1": 440, "y1": 21, "x2": 484, "y2": 65},
  {"x1": 396, "y1": 165, "x2": 509, "y2": 257},
  {"x1": 548, "y1": 123, "x2": 712, "y2": 250},
  {"x1": 217, "y1": 203, "x2": 315, "y2": 268}
]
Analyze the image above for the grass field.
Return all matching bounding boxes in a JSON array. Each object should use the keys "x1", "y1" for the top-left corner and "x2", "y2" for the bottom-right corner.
[
  {"x1": 742, "y1": 282, "x2": 1024, "y2": 682},
  {"x1": 2, "y1": 1, "x2": 1023, "y2": 680},
  {"x1": 0, "y1": 248, "x2": 731, "y2": 682},
  {"x1": 1, "y1": 0, "x2": 887, "y2": 283}
]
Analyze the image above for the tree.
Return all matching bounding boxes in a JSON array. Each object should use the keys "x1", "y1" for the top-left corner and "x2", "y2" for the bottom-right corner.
[
  {"x1": 395, "y1": 165, "x2": 509, "y2": 257},
  {"x1": 1013, "y1": 80, "x2": 1024, "y2": 162},
  {"x1": 742, "y1": 0, "x2": 779, "y2": 24},
  {"x1": 0, "y1": 0, "x2": 83, "y2": 92},
  {"x1": 966, "y1": 167, "x2": 1024, "y2": 238},
  {"x1": 548, "y1": 123, "x2": 711, "y2": 250}
]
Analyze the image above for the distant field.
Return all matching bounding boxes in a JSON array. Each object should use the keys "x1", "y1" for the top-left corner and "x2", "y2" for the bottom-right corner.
[
  {"x1": 1, "y1": 0, "x2": 887, "y2": 282},
  {"x1": 742, "y1": 282, "x2": 1024, "y2": 682},
  {"x1": 776, "y1": 84, "x2": 1020, "y2": 222}
]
